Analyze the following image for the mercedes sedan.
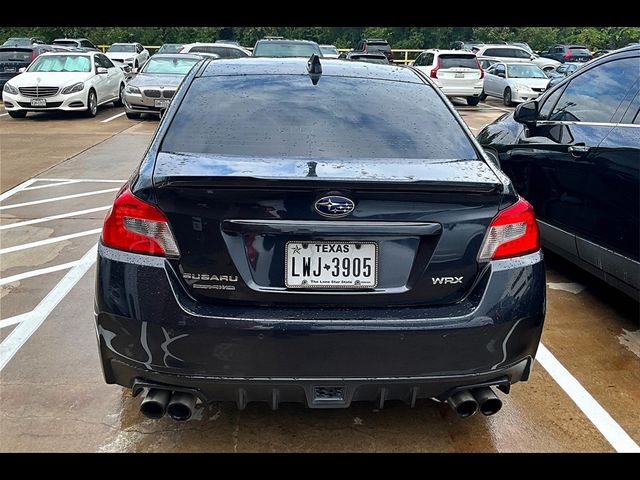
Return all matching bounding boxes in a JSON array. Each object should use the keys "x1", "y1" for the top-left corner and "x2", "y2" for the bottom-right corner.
[{"x1": 95, "y1": 57, "x2": 546, "y2": 422}]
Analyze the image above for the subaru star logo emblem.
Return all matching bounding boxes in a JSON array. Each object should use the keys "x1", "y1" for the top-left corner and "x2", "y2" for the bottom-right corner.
[{"x1": 314, "y1": 196, "x2": 355, "y2": 218}]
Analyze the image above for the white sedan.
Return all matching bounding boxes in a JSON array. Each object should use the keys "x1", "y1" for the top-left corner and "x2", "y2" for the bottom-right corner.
[
  {"x1": 482, "y1": 62, "x2": 550, "y2": 107},
  {"x1": 105, "y1": 43, "x2": 150, "y2": 69},
  {"x1": 2, "y1": 51, "x2": 125, "y2": 118}
]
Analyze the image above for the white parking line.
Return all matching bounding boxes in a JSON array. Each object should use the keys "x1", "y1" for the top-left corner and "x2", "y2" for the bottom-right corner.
[
  {"x1": 0, "y1": 244, "x2": 98, "y2": 372},
  {"x1": 22, "y1": 180, "x2": 83, "y2": 191},
  {"x1": 37, "y1": 178, "x2": 126, "y2": 183},
  {"x1": 101, "y1": 112, "x2": 126, "y2": 123},
  {"x1": 0, "y1": 188, "x2": 119, "y2": 210},
  {"x1": 0, "y1": 113, "x2": 8, "y2": 117},
  {"x1": 0, "y1": 205, "x2": 111, "y2": 231},
  {"x1": 0, "y1": 313, "x2": 30, "y2": 330},
  {"x1": 537, "y1": 343, "x2": 640, "y2": 453},
  {"x1": 0, "y1": 178, "x2": 37, "y2": 202},
  {"x1": 0, "y1": 228, "x2": 102, "y2": 255},
  {"x1": 481, "y1": 104, "x2": 512, "y2": 113},
  {"x1": 0, "y1": 260, "x2": 82, "y2": 286}
]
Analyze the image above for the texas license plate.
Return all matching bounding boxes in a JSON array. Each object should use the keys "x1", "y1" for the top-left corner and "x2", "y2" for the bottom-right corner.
[
  {"x1": 285, "y1": 241, "x2": 378, "y2": 289},
  {"x1": 455, "y1": 73, "x2": 465, "y2": 78},
  {"x1": 30, "y1": 98, "x2": 46, "y2": 107},
  {"x1": 154, "y1": 99, "x2": 170, "y2": 108}
]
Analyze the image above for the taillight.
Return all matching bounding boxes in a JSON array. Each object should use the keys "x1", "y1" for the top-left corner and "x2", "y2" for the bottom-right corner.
[
  {"x1": 476, "y1": 58, "x2": 484, "y2": 79},
  {"x1": 101, "y1": 185, "x2": 180, "y2": 257},
  {"x1": 32, "y1": 50, "x2": 37, "y2": 61},
  {"x1": 478, "y1": 197, "x2": 540, "y2": 261},
  {"x1": 564, "y1": 49, "x2": 572, "y2": 60},
  {"x1": 430, "y1": 57, "x2": 441, "y2": 78}
]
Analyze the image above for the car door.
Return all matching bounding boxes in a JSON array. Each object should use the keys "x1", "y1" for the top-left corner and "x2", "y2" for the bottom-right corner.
[
  {"x1": 99, "y1": 53, "x2": 120, "y2": 100},
  {"x1": 92, "y1": 54, "x2": 111, "y2": 102},
  {"x1": 504, "y1": 55, "x2": 639, "y2": 261},
  {"x1": 487, "y1": 64, "x2": 505, "y2": 96}
]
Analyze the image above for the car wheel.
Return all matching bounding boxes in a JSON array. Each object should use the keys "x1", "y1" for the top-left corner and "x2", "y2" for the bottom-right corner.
[
  {"x1": 466, "y1": 96, "x2": 480, "y2": 106},
  {"x1": 8, "y1": 111, "x2": 27, "y2": 119},
  {"x1": 85, "y1": 89, "x2": 98, "y2": 117},
  {"x1": 126, "y1": 111, "x2": 141, "y2": 119},
  {"x1": 113, "y1": 83, "x2": 124, "y2": 107},
  {"x1": 503, "y1": 88, "x2": 513, "y2": 107},
  {"x1": 479, "y1": 90, "x2": 487, "y2": 101}
]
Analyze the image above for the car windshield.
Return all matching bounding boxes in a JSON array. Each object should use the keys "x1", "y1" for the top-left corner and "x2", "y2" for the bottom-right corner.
[
  {"x1": 161, "y1": 75, "x2": 477, "y2": 160},
  {"x1": 439, "y1": 55, "x2": 478, "y2": 69},
  {"x1": 158, "y1": 44, "x2": 183, "y2": 54},
  {"x1": 141, "y1": 57, "x2": 200, "y2": 74},
  {"x1": 507, "y1": 64, "x2": 546, "y2": 78},
  {"x1": 3, "y1": 38, "x2": 33, "y2": 47},
  {"x1": 108, "y1": 45, "x2": 136, "y2": 53},
  {"x1": 320, "y1": 46, "x2": 339, "y2": 56},
  {"x1": 367, "y1": 43, "x2": 391, "y2": 53},
  {"x1": 28, "y1": 55, "x2": 91, "y2": 72},
  {"x1": 253, "y1": 42, "x2": 321, "y2": 57},
  {"x1": 188, "y1": 45, "x2": 248, "y2": 58}
]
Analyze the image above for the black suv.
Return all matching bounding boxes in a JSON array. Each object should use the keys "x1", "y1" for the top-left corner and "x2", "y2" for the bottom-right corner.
[
  {"x1": 540, "y1": 44, "x2": 592, "y2": 63},
  {"x1": 0, "y1": 43, "x2": 54, "y2": 90},
  {"x1": 478, "y1": 46, "x2": 639, "y2": 300},
  {"x1": 95, "y1": 56, "x2": 545, "y2": 422},
  {"x1": 354, "y1": 38, "x2": 394, "y2": 63}
]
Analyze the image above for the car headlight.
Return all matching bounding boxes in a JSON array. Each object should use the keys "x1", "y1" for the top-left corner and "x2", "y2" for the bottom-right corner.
[
  {"x1": 513, "y1": 84, "x2": 532, "y2": 93},
  {"x1": 125, "y1": 85, "x2": 141, "y2": 95},
  {"x1": 61, "y1": 82, "x2": 84, "y2": 94},
  {"x1": 3, "y1": 83, "x2": 18, "y2": 95}
]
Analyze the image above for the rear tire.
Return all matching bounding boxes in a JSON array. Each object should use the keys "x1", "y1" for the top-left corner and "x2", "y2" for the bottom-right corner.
[
  {"x1": 466, "y1": 96, "x2": 480, "y2": 106},
  {"x1": 479, "y1": 90, "x2": 487, "y2": 101},
  {"x1": 125, "y1": 111, "x2": 141, "y2": 119},
  {"x1": 85, "y1": 89, "x2": 98, "y2": 117},
  {"x1": 113, "y1": 83, "x2": 124, "y2": 107},
  {"x1": 503, "y1": 88, "x2": 513, "y2": 107},
  {"x1": 8, "y1": 111, "x2": 27, "y2": 119}
]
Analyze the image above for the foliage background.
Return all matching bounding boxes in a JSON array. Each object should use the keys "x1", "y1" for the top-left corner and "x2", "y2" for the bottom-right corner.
[{"x1": 1, "y1": 26, "x2": 639, "y2": 51}]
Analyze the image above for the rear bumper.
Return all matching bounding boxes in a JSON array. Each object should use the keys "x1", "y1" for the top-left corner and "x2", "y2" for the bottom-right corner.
[
  {"x1": 439, "y1": 83, "x2": 484, "y2": 98},
  {"x1": 95, "y1": 244, "x2": 546, "y2": 407}
]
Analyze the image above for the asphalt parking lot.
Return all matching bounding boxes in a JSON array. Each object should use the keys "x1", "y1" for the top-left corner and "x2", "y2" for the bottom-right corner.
[{"x1": 0, "y1": 98, "x2": 638, "y2": 452}]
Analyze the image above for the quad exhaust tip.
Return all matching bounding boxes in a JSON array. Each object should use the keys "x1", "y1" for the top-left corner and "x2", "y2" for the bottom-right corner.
[
  {"x1": 472, "y1": 387, "x2": 503, "y2": 416},
  {"x1": 447, "y1": 390, "x2": 478, "y2": 418},
  {"x1": 139, "y1": 388, "x2": 171, "y2": 419},
  {"x1": 447, "y1": 386, "x2": 503, "y2": 418}
]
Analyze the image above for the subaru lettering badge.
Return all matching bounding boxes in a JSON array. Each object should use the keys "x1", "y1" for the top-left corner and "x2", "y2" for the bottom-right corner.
[{"x1": 314, "y1": 196, "x2": 355, "y2": 218}]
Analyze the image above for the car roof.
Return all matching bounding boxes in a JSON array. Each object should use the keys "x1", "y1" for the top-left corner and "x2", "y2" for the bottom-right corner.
[
  {"x1": 320, "y1": 44, "x2": 337, "y2": 48},
  {"x1": 53, "y1": 38, "x2": 89, "y2": 42},
  {"x1": 255, "y1": 39, "x2": 317, "y2": 44},
  {"x1": 480, "y1": 44, "x2": 526, "y2": 50},
  {"x1": 363, "y1": 38, "x2": 389, "y2": 43},
  {"x1": 183, "y1": 42, "x2": 247, "y2": 49},
  {"x1": 502, "y1": 62, "x2": 540, "y2": 67},
  {"x1": 150, "y1": 53, "x2": 202, "y2": 60},
  {"x1": 424, "y1": 49, "x2": 476, "y2": 55},
  {"x1": 110, "y1": 42, "x2": 138, "y2": 45},
  {"x1": 198, "y1": 57, "x2": 422, "y2": 83}
]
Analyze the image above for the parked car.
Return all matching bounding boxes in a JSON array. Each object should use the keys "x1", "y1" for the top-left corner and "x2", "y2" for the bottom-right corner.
[
  {"x1": 2, "y1": 37, "x2": 46, "y2": 47},
  {"x1": 105, "y1": 43, "x2": 149, "y2": 69},
  {"x1": 546, "y1": 62, "x2": 584, "y2": 88},
  {"x1": 539, "y1": 44, "x2": 592, "y2": 63},
  {"x1": 353, "y1": 38, "x2": 393, "y2": 63},
  {"x1": 156, "y1": 44, "x2": 184, "y2": 55},
  {"x1": 509, "y1": 42, "x2": 533, "y2": 54},
  {"x1": 412, "y1": 49, "x2": 484, "y2": 106},
  {"x1": 319, "y1": 44, "x2": 340, "y2": 58},
  {"x1": 482, "y1": 62, "x2": 549, "y2": 106},
  {"x1": 475, "y1": 44, "x2": 560, "y2": 72},
  {"x1": 123, "y1": 53, "x2": 203, "y2": 119},
  {"x1": 52, "y1": 38, "x2": 99, "y2": 52},
  {"x1": 95, "y1": 56, "x2": 545, "y2": 421},
  {"x1": 0, "y1": 44, "x2": 55, "y2": 90},
  {"x1": 479, "y1": 58, "x2": 498, "y2": 69},
  {"x1": 252, "y1": 39, "x2": 322, "y2": 57},
  {"x1": 339, "y1": 51, "x2": 389, "y2": 64},
  {"x1": 2, "y1": 51, "x2": 125, "y2": 118},
  {"x1": 477, "y1": 45, "x2": 639, "y2": 300},
  {"x1": 180, "y1": 42, "x2": 250, "y2": 58}
]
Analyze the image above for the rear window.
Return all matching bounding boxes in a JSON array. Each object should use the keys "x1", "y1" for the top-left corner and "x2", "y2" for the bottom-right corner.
[
  {"x1": 0, "y1": 49, "x2": 32, "y2": 62},
  {"x1": 438, "y1": 55, "x2": 478, "y2": 69},
  {"x1": 568, "y1": 48, "x2": 590, "y2": 56},
  {"x1": 161, "y1": 75, "x2": 477, "y2": 160},
  {"x1": 253, "y1": 42, "x2": 321, "y2": 57},
  {"x1": 53, "y1": 40, "x2": 78, "y2": 47},
  {"x1": 367, "y1": 42, "x2": 391, "y2": 53},
  {"x1": 189, "y1": 46, "x2": 248, "y2": 58}
]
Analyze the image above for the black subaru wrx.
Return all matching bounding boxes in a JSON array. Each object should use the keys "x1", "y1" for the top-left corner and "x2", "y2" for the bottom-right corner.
[{"x1": 95, "y1": 57, "x2": 546, "y2": 421}]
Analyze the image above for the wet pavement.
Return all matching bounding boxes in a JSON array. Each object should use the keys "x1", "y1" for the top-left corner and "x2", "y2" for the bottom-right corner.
[{"x1": 0, "y1": 98, "x2": 638, "y2": 452}]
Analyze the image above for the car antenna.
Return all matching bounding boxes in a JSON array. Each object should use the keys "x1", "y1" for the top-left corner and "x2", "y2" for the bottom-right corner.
[{"x1": 307, "y1": 54, "x2": 322, "y2": 85}]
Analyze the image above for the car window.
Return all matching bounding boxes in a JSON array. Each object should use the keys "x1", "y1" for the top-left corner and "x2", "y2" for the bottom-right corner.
[
  {"x1": 103, "y1": 54, "x2": 116, "y2": 68},
  {"x1": 81, "y1": 40, "x2": 94, "y2": 48},
  {"x1": 141, "y1": 56, "x2": 200, "y2": 74},
  {"x1": 161, "y1": 75, "x2": 478, "y2": 160},
  {"x1": 253, "y1": 42, "x2": 320, "y2": 57},
  {"x1": 438, "y1": 54, "x2": 478, "y2": 69},
  {"x1": 494, "y1": 64, "x2": 505, "y2": 75},
  {"x1": 538, "y1": 85, "x2": 566, "y2": 120},
  {"x1": 189, "y1": 45, "x2": 248, "y2": 58},
  {"x1": 425, "y1": 53, "x2": 434, "y2": 65},
  {"x1": 0, "y1": 49, "x2": 32, "y2": 62},
  {"x1": 366, "y1": 42, "x2": 391, "y2": 54},
  {"x1": 549, "y1": 57, "x2": 639, "y2": 123},
  {"x1": 137, "y1": 44, "x2": 143, "y2": 53}
]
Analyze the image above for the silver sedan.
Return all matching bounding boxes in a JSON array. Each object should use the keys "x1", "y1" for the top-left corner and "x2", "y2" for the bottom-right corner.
[{"x1": 123, "y1": 54, "x2": 203, "y2": 119}]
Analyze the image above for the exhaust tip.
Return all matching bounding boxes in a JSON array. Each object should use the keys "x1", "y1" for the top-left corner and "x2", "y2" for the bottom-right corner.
[
  {"x1": 167, "y1": 392, "x2": 197, "y2": 421},
  {"x1": 456, "y1": 399, "x2": 479, "y2": 418},
  {"x1": 447, "y1": 390, "x2": 478, "y2": 418},
  {"x1": 480, "y1": 397, "x2": 503, "y2": 416},
  {"x1": 167, "y1": 403, "x2": 192, "y2": 421},
  {"x1": 140, "y1": 388, "x2": 171, "y2": 419}
]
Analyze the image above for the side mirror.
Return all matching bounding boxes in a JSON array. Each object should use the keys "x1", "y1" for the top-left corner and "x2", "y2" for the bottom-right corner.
[
  {"x1": 122, "y1": 65, "x2": 132, "y2": 73},
  {"x1": 497, "y1": 71, "x2": 505, "y2": 78},
  {"x1": 514, "y1": 100, "x2": 539, "y2": 125},
  {"x1": 96, "y1": 67, "x2": 108, "y2": 75},
  {"x1": 18, "y1": 67, "x2": 26, "y2": 73}
]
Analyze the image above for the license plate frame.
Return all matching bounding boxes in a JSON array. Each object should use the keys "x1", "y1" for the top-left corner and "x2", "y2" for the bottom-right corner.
[
  {"x1": 454, "y1": 72, "x2": 465, "y2": 78},
  {"x1": 30, "y1": 98, "x2": 46, "y2": 107},
  {"x1": 285, "y1": 241, "x2": 378, "y2": 289},
  {"x1": 154, "y1": 99, "x2": 170, "y2": 108},
  {"x1": 4, "y1": 67, "x2": 16, "y2": 73}
]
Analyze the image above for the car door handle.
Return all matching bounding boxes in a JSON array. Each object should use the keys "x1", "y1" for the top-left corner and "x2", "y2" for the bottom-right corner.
[{"x1": 568, "y1": 144, "x2": 590, "y2": 157}]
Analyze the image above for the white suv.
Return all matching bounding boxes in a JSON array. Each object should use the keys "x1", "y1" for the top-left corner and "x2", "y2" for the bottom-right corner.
[
  {"x1": 474, "y1": 44, "x2": 560, "y2": 72},
  {"x1": 105, "y1": 43, "x2": 150, "y2": 69},
  {"x1": 412, "y1": 49, "x2": 484, "y2": 106}
]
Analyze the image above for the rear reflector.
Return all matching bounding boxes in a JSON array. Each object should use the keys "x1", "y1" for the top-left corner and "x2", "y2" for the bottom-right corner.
[
  {"x1": 101, "y1": 185, "x2": 180, "y2": 257},
  {"x1": 478, "y1": 197, "x2": 539, "y2": 261}
]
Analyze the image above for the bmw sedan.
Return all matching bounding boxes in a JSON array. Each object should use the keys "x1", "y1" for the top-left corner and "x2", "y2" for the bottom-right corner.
[
  {"x1": 2, "y1": 51, "x2": 125, "y2": 118},
  {"x1": 95, "y1": 57, "x2": 546, "y2": 421},
  {"x1": 123, "y1": 54, "x2": 202, "y2": 119}
]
